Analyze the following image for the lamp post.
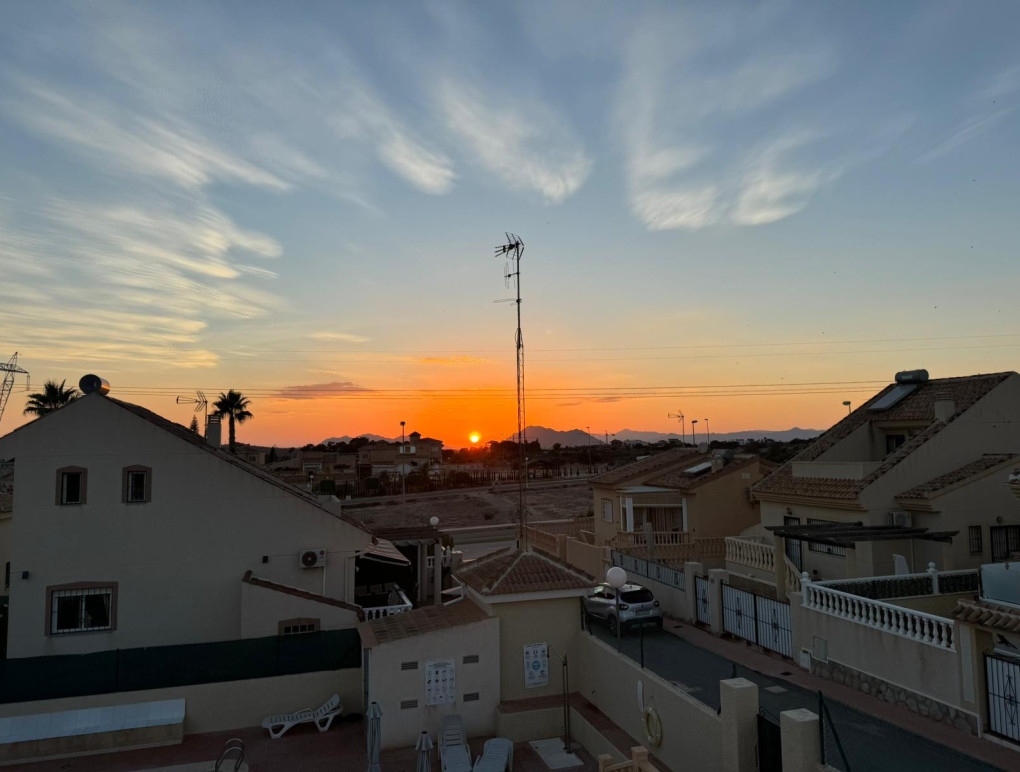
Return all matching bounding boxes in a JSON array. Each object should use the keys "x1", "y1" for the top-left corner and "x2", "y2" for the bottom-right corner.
[
  {"x1": 691, "y1": 419, "x2": 699, "y2": 446},
  {"x1": 842, "y1": 400, "x2": 852, "y2": 415},
  {"x1": 606, "y1": 566, "x2": 627, "y2": 652},
  {"x1": 430, "y1": 516, "x2": 441, "y2": 606},
  {"x1": 586, "y1": 426, "x2": 592, "y2": 474},
  {"x1": 704, "y1": 418, "x2": 710, "y2": 445}
]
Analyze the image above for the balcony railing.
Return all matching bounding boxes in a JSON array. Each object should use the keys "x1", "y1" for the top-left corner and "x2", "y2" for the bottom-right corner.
[
  {"x1": 360, "y1": 587, "x2": 413, "y2": 620},
  {"x1": 803, "y1": 580, "x2": 955, "y2": 650},
  {"x1": 613, "y1": 530, "x2": 692, "y2": 548},
  {"x1": 725, "y1": 537, "x2": 802, "y2": 593},
  {"x1": 816, "y1": 568, "x2": 978, "y2": 600}
]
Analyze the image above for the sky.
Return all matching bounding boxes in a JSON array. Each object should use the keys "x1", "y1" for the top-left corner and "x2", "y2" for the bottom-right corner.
[{"x1": 1, "y1": 1, "x2": 1019, "y2": 449}]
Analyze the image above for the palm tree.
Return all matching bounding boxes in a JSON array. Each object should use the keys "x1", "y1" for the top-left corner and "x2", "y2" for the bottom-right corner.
[
  {"x1": 23, "y1": 379, "x2": 80, "y2": 417},
  {"x1": 212, "y1": 390, "x2": 253, "y2": 453}
]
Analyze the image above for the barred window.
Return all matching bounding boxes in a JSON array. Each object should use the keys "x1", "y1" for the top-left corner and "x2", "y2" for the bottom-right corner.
[
  {"x1": 807, "y1": 518, "x2": 847, "y2": 557},
  {"x1": 968, "y1": 526, "x2": 983, "y2": 556},
  {"x1": 123, "y1": 466, "x2": 151, "y2": 503},
  {"x1": 50, "y1": 586, "x2": 113, "y2": 634}
]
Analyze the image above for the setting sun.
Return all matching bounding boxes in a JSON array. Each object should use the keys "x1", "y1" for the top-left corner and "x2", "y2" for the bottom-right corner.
[{"x1": 470, "y1": 433, "x2": 480, "y2": 444}]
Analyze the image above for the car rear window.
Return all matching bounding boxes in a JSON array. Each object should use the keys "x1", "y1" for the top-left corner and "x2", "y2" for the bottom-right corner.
[{"x1": 621, "y1": 589, "x2": 653, "y2": 603}]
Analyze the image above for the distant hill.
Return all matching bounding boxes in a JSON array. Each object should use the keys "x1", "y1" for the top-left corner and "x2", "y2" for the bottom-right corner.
[
  {"x1": 508, "y1": 426, "x2": 821, "y2": 447},
  {"x1": 320, "y1": 434, "x2": 393, "y2": 445}
]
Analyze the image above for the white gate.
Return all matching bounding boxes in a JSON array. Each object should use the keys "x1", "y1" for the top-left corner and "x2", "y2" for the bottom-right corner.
[
  {"x1": 986, "y1": 654, "x2": 1020, "y2": 742},
  {"x1": 695, "y1": 576, "x2": 711, "y2": 625},
  {"x1": 722, "y1": 584, "x2": 757, "y2": 641}
]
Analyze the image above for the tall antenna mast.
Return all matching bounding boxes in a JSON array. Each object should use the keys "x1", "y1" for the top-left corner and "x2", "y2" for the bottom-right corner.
[
  {"x1": 668, "y1": 409, "x2": 685, "y2": 447},
  {"x1": 176, "y1": 390, "x2": 208, "y2": 430},
  {"x1": 0, "y1": 352, "x2": 30, "y2": 429},
  {"x1": 495, "y1": 233, "x2": 527, "y2": 543}
]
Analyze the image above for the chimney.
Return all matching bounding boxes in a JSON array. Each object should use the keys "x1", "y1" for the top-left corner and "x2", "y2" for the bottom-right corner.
[
  {"x1": 933, "y1": 392, "x2": 956, "y2": 422},
  {"x1": 205, "y1": 414, "x2": 223, "y2": 447}
]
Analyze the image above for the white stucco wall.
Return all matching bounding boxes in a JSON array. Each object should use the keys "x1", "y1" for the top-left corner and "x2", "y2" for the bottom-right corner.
[
  {"x1": 364, "y1": 616, "x2": 500, "y2": 750},
  {"x1": 239, "y1": 580, "x2": 361, "y2": 638},
  {"x1": 0, "y1": 395, "x2": 374, "y2": 658}
]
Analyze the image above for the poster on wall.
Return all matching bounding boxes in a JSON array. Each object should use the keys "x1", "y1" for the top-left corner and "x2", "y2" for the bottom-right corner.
[
  {"x1": 523, "y1": 643, "x2": 549, "y2": 689},
  {"x1": 425, "y1": 659, "x2": 456, "y2": 705}
]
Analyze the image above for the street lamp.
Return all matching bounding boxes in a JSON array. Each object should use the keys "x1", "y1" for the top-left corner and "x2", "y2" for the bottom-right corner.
[
  {"x1": 842, "y1": 400, "x2": 852, "y2": 415},
  {"x1": 704, "y1": 418, "x2": 710, "y2": 445},
  {"x1": 400, "y1": 421, "x2": 406, "y2": 526},
  {"x1": 586, "y1": 426, "x2": 592, "y2": 474},
  {"x1": 606, "y1": 566, "x2": 627, "y2": 652},
  {"x1": 691, "y1": 419, "x2": 699, "y2": 446}
]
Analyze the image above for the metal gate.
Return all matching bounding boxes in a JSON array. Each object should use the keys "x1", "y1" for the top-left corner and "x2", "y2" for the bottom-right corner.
[
  {"x1": 694, "y1": 576, "x2": 711, "y2": 625},
  {"x1": 784, "y1": 515, "x2": 802, "y2": 570},
  {"x1": 986, "y1": 653, "x2": 1020, "y2": 742},
  {"x1": 721, "y1": 583, "x2": 793, "y2": 658},
  {"x1": 757, "y1": 708, "x2": 782, "y2": 772}
]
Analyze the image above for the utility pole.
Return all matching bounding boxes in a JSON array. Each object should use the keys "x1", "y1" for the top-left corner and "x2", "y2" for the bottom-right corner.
[
  {"x1": 691, "y1": 419, "x2": 699, "y2": 446},
  {"x1": 400, "y1": 420, "x2": 406, "y2": 526}
]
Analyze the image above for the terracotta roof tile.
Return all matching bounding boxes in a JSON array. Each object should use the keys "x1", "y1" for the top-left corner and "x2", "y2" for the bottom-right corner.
[
  {"x1": 896, "y1": 454, "x2": 1020, "y2": 501},
  {"x1": 647, "y1": 455, "x2": 769, "y2": 491},
  {"x1": 754, "y1": 372, "x2": 1013, "y2": 502},
  {"x1": 242, "y1": 570, "x2": 364, "y2": 620},
  {"x1": 456, "y1": 549, "x2": 592, "y2": 597},
  {"x1": 358, "y1": 597, "x2": 490, "y2": 647},
  {"x1": 590, "y1": 448, "x2": 701, "y2": 486},
  {"x1": 953, "y1": 598, "x2": 1020, "y2": 633}
]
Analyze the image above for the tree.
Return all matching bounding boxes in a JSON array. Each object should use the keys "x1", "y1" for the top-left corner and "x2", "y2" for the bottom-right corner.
[
  {"x1": 212, "y1": 390, "x2": 253, "y2": 453},
  {"x1": 189, "y1": 415, "x2": 200, "y2": 434},
  {"x1": 23, "y1": 379, "x2": 80, "y2": 417}
]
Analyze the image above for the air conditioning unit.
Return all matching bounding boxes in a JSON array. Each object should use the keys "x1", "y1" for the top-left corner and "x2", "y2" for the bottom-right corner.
[
  {"x1": 299, "y1": 549, "x2": 327, "y2": 568},
  {"x1": 889, "y1": 511, "x2": 912, "y2": 528}
]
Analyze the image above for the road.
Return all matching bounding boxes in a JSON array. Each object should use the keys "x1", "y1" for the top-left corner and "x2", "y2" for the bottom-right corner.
[{"x1": 588, "y1": 623, "x2": 1003, "y2": 772}]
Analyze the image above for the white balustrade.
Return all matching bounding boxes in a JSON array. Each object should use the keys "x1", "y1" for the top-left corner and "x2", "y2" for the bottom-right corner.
[
  {"x1": 725, "y1": 536, "x2": 775, "y2": 571},
  {"x1": 802, "y1": 582, "x2": 955, "y2": 650}
]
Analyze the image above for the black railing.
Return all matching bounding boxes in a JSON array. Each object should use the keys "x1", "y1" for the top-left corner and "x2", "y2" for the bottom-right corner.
[{"x1": 0, "y1": 629, "x2": 360, "y2": 704}]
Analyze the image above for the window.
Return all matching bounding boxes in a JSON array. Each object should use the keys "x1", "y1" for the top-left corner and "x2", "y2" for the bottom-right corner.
[
  {"x1": 55, "y1": 467, "x2": 86, "y2": 505},
  {"x1": 122, "y1": 466, "x2": 151, "y2": 503},
  {"x1": 279, "y1": 618, "x2": 319, "y2": 635},
  {"x1": 47, "y1": 584, "x2": 116, "y2": 634},
  {"x1": 807, "y1": 518, "x2": 847, "y2": 557},
  {"x1": 991, "y1": 525, "x2": 1020, "y2": 561},
  {"x1": 885, "y1": 434, "x2": 906, "y2": 454},
  {"x1": 969, "y1": 526, "x2": 983, "y2": 555},
  {"x1": 601, "y1": 498, "x2": 613, "y2": 523}
]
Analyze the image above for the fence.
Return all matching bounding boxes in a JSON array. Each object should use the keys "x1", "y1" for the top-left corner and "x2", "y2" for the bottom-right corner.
[
  {"x1": 0, "y1": 629, "x2": 361, "y2": 704},
  {"x1": 610, "y1": 550, "x2": 685, "y2": 591},
  {"x1": 815, "y1": 568, "x2": 977, "y2": 600},
  {"x1": 721, "y1": 583, "x2": 793, "y2": 658},
  {"x1": 803, "y1": 581, "x2": 955, "y2": 650},
  {"x1": 695, "y1": 576, "x2": 711, "y2": 625}
]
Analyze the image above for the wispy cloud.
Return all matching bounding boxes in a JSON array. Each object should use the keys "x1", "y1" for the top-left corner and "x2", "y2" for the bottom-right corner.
[
  {"x1": 415, "y1": 356, "x2": 487, "y2": 365},
  {"x1": 273, "y1": 381, "x2": 370, "y2": 400},
  {"x1": 980, "y1": 64, "x2": 1020, "y2": 101},
  {"x1": 914, "y1": 109, "x2": 1015, "y2": 164},
  {"x1": 437, "y1": 80, "x2": 591, "y2": 203},
  {"x1": 307, "y1": 332, "x2": 371, "y2": 344},
  {"x1": 614, "y1": 9, "x2": 891, "y2": 230}
]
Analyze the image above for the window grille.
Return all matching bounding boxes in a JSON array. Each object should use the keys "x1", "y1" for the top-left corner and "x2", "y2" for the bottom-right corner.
[
  {"x1": 400, "y1": 699, "x2": 418, "y2": 709},
  {"x1": 807, "y1": 519, "x2": 847, "y2": 557},
  {"x1": 401, "y1": 661, "x2": 419, "y2": 670},
  {"x1": 51, "y1": 586, "x2": 112, "y2": 633},
  {"x1": 463, "y1": 692, "x2": 480, "y2": 702},
  {"x1": 462, "y1": 654, "x2": 479, "y2": 664},
  {"x1": 969, "y1": 526, "x2": 983, "y2": 556},
  {"x1": 279, "y1": 618, "x2": 319, "y2": 635}
]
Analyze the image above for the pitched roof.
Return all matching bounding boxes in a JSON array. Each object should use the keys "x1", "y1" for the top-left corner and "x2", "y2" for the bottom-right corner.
[
  {"x1": 242, "y1": 570, "x2": 364, "y2": 620},
  {"x1": 358, "y1": 597, "x2": 490, "y2": 648},
  {"x1": 647, "y1": 455, "x2": 768, "y2": 491},
  {"x1": 104, "y1": 395, "x2": 372, "y2": 533},
  {"x1": 456, "y1": 548, "x2": 592, "y2": 597},
  {"x1": 895, "y1": 454, "x2": 1020, "y2": 502},
  {"x1": 590, "y1": 448, "x2": 701, "y2": 486},
  {"x1": 753, "y1": 372, "x2": 1014, "y2": 502},
  {"x1": 953, "y1": 598, "x2": 1020, "y2": 634}
]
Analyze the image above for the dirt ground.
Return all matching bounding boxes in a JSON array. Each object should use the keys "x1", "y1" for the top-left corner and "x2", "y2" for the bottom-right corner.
[{"x1": 341, "y1": 479, "x2": 592, "y2": 530}]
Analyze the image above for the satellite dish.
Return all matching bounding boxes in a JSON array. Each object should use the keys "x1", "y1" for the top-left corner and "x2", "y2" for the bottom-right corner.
[
  {"x1": 79, "y1": 374, "x2": 110, "y2": 395},
  {"x1": 697, "y1": 442, "x2": 709, "y2": 454}
]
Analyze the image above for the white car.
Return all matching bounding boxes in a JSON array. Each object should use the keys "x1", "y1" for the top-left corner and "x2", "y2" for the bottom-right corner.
[{"x1": 584, "y1": 582, "x2": 663, "y2": 634}]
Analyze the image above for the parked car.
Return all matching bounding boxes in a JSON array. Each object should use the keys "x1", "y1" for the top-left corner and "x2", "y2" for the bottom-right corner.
[{"x1": 584, "y1": 582, "x2": 663, "y2": 634}]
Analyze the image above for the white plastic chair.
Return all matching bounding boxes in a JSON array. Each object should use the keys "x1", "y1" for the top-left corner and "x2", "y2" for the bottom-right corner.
[
  {"x1": 261, "y1": 694, "x2": 342, "y2": 739},
  {"x1": 473, "y1": 737, "x2": 513, "y2": 771},
  {"x1": 439, "y1": 715, "x2": 472, "y2": 772}
]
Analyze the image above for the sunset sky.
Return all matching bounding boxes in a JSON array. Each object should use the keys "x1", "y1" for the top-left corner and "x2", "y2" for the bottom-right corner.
[{"x1": 2, "y1": 1, "x2": 1019, "y2": 448}]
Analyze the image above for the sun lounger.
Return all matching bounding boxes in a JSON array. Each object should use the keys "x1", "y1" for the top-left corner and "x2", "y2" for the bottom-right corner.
[
  {"x1": 439, "y1": 714, "x2": 472, "y2": 772},
  {"x1": 473, "y1": 737, "x2": 513, "y2": 771},
  {"x1": 261, "y1": 694, "x2": 341, "y2": 739}
]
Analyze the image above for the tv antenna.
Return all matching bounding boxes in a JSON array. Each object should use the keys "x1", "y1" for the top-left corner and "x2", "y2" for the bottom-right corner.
[
  {"x1": 494, "y1": 233, "x2": 528, "y2": 542},
  {"x1": 0, "y1": 352, "x2": 30, "y2": 429},
  {"x1": 176, "y1": 390, "x2": 208, "y2": 429},
  {"x1": 668, "y1": 410, "x2": 686, "y2": 447}
]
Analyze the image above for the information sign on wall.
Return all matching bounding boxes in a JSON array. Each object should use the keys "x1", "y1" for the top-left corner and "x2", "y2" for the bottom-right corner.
[
  {"x1": 523, "y1": 643, "x2": 549, "y2": 688},
  {"x1": 424, "y1": 659, "x2": 456, "y2": 705}
]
